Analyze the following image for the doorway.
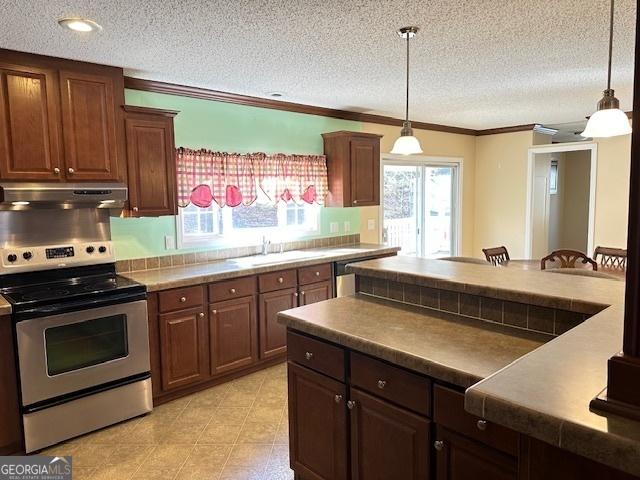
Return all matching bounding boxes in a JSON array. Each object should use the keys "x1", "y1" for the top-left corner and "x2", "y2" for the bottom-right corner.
[
  {"x1": 381, "y1": 156, "x2": 461, "y2": 258},
  {"x1": 525, "y1": 143, "x2": 597, "y2": 259}
]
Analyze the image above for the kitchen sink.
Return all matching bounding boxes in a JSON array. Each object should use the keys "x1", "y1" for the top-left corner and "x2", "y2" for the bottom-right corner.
[{"x1": 230, "y1": 250, "x2": 326, "y2": 266}]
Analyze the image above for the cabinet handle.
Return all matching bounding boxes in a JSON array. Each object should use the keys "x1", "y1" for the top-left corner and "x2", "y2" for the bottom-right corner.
[
  {"x1": 199, "y1": 312, "x2": 205, "y2": 318},
  {"x1": 477, "y1": 419, "x2": 488, "y2": 431},
  {"x1": 334, "y1": 394, "x2": 343, "y2": 404},
  {"x1": 300, "y1": 291, "x2": 305, "y2": 296},
  {"x1": 305, "y1": 351, "x2": 313, "y2": 361},
  {"x1": 377, "y1": 380, "x2": 386, "y2": 390},
  {"x1": 180, "y1": 296, "x2": 187, "y2": 302},
  {"x1": 229, "y1": 288, "x2": 236, "y2": 294},
  {"x1": 315, "y1": 271, "x2": 320, "y2": 276},
  {"x1": 347, "y1": 400, "x2": 356, "y2": 410},
  {"x1": 68, "y1": 168, "x2": 74, "y2": 174},
  {"x1": 353, "y1": 200, "x2": 358, "y2": 204},
  {"x1": 212, "y1": 309, "x2": 217, "y2": 315},
  {"x1": 278, "y1": 277, "x2": 284, "y2": 283},
  {"x1": 293, "y1": 292, "x2": 299, "y2": 298},
  {"x1": 434, "y1": 440, "x2": 444, "y2": 451},
  {"x1": 132, "y1": 206, "x2": 139, "y2": 212},
  {"x1": 53, "y1": 167, "x2": 60, "y2": 174}
]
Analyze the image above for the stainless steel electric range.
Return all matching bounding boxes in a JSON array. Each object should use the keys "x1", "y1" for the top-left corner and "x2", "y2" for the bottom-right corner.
[{"x1": 0, "y1": 187, "x2": 152, "y2": 453}]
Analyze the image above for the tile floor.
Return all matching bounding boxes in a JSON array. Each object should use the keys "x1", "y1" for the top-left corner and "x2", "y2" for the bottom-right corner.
[{"x1": 40, "y1": 363, "x2": 292, "y2": 480}]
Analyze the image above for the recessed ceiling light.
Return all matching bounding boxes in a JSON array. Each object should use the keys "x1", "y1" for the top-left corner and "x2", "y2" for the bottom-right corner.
[
  {"x1": 267, "y1": 92, "x2": 284, "y2": 98},
  {"x1": 58, "y1": 17, "x2": 102, "y2": 33}
]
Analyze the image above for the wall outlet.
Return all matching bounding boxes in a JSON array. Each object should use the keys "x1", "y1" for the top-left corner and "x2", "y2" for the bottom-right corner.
[
  {"x1": 165, "y1": 235, "x2": 176, "y2": 250},
  {"x1": 343, "y1": 221, "x2": 351, "y2": 232},
  {"x1": 330, "y1": 222, "x2": 339, "y2": 233},
  {"x1": 367, "y1": 219, "x2": 376, "y2": 231}
]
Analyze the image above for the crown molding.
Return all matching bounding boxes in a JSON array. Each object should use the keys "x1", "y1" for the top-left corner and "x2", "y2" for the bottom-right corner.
[{"x1": 125, "y1": 76, "x2": 606, "y2": 137}]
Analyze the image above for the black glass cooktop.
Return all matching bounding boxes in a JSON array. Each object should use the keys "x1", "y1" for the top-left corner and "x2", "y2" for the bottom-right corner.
[{"x1": 0, "y1": 264, "x2": 146, "y2": 317}]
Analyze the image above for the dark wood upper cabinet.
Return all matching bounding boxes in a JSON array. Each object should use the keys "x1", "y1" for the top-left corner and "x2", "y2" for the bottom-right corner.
[
  {"x1": 435, "y1": 426, "x2": 517, "y2": 480},
  {"x1": 350, "y1": 387, "x2": 431, "y2": 480},
  {"x1": 288, "y1": 361, "x2": 348, "y2": 480},
  {"x1": 124, "y1": 106, "x2": 178, "y2": 217},
  {"x1": 322, "y1": 131, "x2": 382, "y2": 207},
  {"x1": 159, "y1": 306, "x2": 209, "y2": 391},
  {"x1": 59, "y1": 69, "x2": 123, "y2": 181},
  {"x1": 299, "y1": 279, "x2": 333, "y2": 306},
  {"x1": 209, "y1": 295, "x2": 258, "y2": 376},
  {"x1": 259, "y1": 287, "x2": 298, "y2": 359},
  {"x1": 0, "y1": 63, "x2": 63, "y2": 180}
]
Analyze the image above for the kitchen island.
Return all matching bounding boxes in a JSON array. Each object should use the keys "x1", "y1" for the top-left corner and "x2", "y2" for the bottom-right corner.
[{"x1": 278, "y1": 255, "x2": 640, "y2": 479}]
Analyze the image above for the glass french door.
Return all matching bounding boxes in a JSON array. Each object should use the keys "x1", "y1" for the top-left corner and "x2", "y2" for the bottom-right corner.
[{"x1": 382, "y1": 162, "x2": 458, "y2": 258}]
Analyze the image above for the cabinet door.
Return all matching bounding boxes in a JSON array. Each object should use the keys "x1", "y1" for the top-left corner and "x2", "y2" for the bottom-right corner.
[
  {"x1": 350, "y1": 387, "x2": 430, "y2": 480},
  {"x1": 299, "y1": 279, "x2": 333, "y2": 306},
  {"x1": 259, "y1": 287, "x2": 297, "y2": 359},
  {"x1": 210, "y1": 296, "x2": 258, "y2": 375},
  {"x1": 159, "y1": 307, "x2": 209, "y2": 391},
  {"x1": 435, "y1": 426, "x2": 517, "y2": 480},
  {"x1": 0, "y1": 315, "x2": 22, "y2": 454},
  {"x1": 0, "y1": 64, "x2": 62, "y2": 180},
  {"x1": 125, "y1": 114, "x2": 177, "y2": 216},
  {"x1": 59, "y1": 70, "x2": 121, "y2": 181},
  {"x1": 288, "y1": 361, "x2": 348, "y2": 480},
  {"x1": 350, "y1": 137, "x2": 380, "y2": 207}
]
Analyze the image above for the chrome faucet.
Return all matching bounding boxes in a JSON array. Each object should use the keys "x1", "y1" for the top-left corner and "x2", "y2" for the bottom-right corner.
[{"x1": 261, "y1": 236, "x2": 271, "y2": 255}]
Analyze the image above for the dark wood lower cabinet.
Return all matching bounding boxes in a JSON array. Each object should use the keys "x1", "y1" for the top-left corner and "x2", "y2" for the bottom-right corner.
[
  {"x1": 435, "y1": 426, "x2": 516, "y2": 480},
  {"x1": 259, "y1": 287, "x2": 298, "y2": 359},
  {"x1": 159, "y1": 306, "x2": 209, "y2": 391},
  {"x1": 0, "y1": 315, "x2": 22, "y2": 454},
  {"x1": 350, "y1": 387, "x2": 430, "y2": 480},
  {"x1": 299, "y1": 280, "x2": 333, "y2": 306},
  {"x1": 209, "y1": 296, "x2": 257, "y2": 375},
  {"x1": 288, "y1": 361, "x2": 348, "y2": 480}
]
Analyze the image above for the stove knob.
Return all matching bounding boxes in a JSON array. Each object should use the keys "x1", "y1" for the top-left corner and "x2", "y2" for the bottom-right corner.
[
  {"x1": 22, "y1": 251, "x2": 32, "y2": 260},
  {"x1": 98, "y1": 246, "x2": 107, "y2": 254},
  {"x1": 86, "y1": 246, "x2": 95, "y2": 254},
  {"x1": 7, "y1": 254, "x2": 17, "y2": 263}
]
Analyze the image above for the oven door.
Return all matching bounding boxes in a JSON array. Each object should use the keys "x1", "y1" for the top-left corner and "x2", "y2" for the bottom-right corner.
[{"x1": 16, "y1": 299, "x2": 149, "y2": 407}]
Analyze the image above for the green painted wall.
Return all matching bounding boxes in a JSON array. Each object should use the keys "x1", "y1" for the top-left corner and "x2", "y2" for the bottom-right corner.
[{"x1": 111, "y1": 90, "x2": 363, "y2": 260}]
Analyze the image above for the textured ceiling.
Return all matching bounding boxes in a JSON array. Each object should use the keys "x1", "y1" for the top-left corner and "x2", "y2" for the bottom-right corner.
[{"x1": 0, "y1": 0, "x2": 636, "y2": 129}]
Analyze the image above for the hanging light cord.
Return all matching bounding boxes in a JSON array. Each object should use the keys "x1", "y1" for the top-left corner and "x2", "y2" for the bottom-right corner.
[
  {"x1": 607, "y1": 0, "x2": 615, "y2": 90},
  {"x1": 405, "y1": 32, "x2": 410, "y2": 123}
]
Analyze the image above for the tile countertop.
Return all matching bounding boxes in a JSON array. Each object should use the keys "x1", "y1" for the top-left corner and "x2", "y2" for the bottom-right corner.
[
  {"x1": 278, "y1": 294, "x2": 549, "y2": 388},
  {"x1": 122, "y1": 244, "x2": 400, "y2": 292},
  {"x1": 345, "y1": 256, "x2": 640, "y2": 477}
]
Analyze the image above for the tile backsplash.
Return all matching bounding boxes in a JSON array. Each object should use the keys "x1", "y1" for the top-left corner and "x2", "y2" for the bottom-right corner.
[
  {"x1": 116, "y1": 234, "x2": 360, "y2": 273},
  {"x1": 358, "y1": 275, "x2": 592, "y2": 337}
]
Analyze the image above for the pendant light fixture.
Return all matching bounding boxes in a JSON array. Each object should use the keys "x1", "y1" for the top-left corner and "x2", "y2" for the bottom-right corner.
[
  {"x1": 391, "y1": 26, "x2": 423, "y2": 155},
  {"x1": 580, "y1": 0, "x2": 631, "y2": 138}
]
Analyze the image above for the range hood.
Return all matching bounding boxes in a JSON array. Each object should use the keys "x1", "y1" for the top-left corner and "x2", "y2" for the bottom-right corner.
[{"x1": 0, "y1": 183, "x2": 128, "y2": 210}]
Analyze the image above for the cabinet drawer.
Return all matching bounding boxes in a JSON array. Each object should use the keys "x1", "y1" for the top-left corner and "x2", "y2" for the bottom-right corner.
[
  {"x1": 258, "y1": 269, "x2": 297, "y2": 293},
  {"x1": 298, "y1": 263, "x2": 332, "y2": 285},
  {"x1": 158, "y1": 285, "x2": 204, "y2": 313},
  {"x1": 433, "y1": 385, "x2": 518, "y2": 456},
  {"x1": 350, "y1": 352, "x2": 431, "y2": 416},
  {"x1": 287, "y1": 331, "x2": 345, "y2": 381},
  {"x1": 209, "y1": 276, "x2": 257, "y2": 302}
]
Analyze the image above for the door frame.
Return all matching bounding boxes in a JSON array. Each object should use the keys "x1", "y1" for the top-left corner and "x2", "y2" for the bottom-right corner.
[
  {"x1": 379, "y1": 154, "x2": 463, "y2": 257},
  {"x1": 525, "y1": 142, "x2": 598, "y2": 259}
]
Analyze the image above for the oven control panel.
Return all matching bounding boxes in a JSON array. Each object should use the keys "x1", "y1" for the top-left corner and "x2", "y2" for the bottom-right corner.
[{"x1": 0, "y1": 241, "x2": 115, "y2": 274}]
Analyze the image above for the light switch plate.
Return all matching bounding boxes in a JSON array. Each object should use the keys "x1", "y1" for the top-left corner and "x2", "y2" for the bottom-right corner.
[
  {"x1": 165, "y1": 235, "x2": 176, "y2": 250},
  {"x1": 343, "y1": 221, "x2": 351, "y2": 232},
  {"x1": 367, "y1": 219, "x2": 376, "y2": 231},
  {"x1": 330, "y1": 222, "x2": 339, "y2": 233}
]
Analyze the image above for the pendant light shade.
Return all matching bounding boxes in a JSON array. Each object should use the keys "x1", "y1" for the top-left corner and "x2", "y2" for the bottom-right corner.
[
  {"x1": 392, "y1": 26, "x2": 423, "y2": 155},
  {"x1": 580, "y1": 0, "x2": 631, "y2": 138}
]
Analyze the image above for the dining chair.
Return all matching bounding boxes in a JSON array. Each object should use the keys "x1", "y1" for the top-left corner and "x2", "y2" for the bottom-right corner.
[
  {"x1": 593, "y1": 246, "x2": 627, "y2": 270},
  {"x1": 540, "y1": 250, "x2": 598, "y2": 271},
  {"x1": 482, "y1": 246, "x2": 510, "y2": 266}
]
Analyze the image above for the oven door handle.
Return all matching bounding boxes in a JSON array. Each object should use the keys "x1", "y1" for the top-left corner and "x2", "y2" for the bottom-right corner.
[{"x1": 14, "y1": 291, "x2": 147, "y2": 321}]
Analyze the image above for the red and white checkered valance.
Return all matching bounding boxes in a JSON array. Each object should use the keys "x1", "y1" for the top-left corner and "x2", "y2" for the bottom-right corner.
[{"x1": 176, "y1": 148, "x2": 328, "y2": 208}]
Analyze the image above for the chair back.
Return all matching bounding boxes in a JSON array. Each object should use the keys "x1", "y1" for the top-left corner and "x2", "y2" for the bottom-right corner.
[
  {"x1": 482, "y1": 246, "x2": 510, "y2": 266},
  {"x1": 540, "y1": 250, "x2": 598, "y2": 271},
  {"x1": 593, "y1": 246, "x2": 627, "y2": 270}
]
